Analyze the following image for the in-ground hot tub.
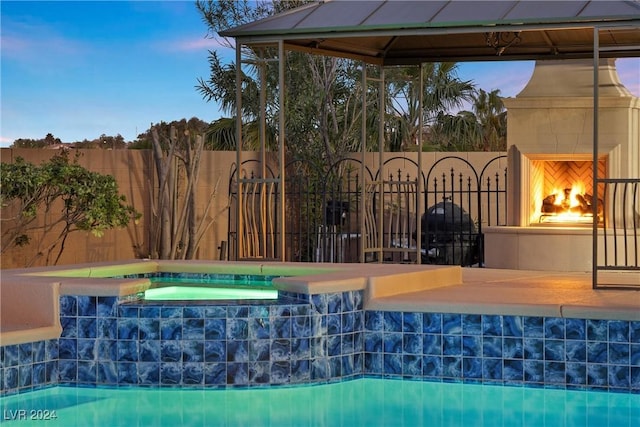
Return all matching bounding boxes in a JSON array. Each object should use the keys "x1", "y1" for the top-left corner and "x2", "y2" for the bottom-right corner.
[
  {"x1": 136, "y1": 274, "x2": 280, "y2": 301},
  {"x1": 0, "y1": 259, "x2": 462, "y2": 346}
]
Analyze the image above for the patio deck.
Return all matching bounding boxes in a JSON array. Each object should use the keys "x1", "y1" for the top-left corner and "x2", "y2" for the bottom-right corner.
[{"x1": 367, "y1": 268, "x2": 640, "y2": 321}]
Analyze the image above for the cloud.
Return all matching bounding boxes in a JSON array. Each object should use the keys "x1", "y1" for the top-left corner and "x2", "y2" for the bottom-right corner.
[
  {"x1": 1, "y1": 20, "x2": 87, "y2": 68},
  {"x1": 0, "y1": 136, "x2": 15, "y2": 147},
  {"x1": 166, "y1": 36, "x2": 230, "y2": 52}
]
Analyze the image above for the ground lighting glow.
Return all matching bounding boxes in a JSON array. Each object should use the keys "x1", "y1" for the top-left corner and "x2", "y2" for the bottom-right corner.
[{"x1": 144, "y1": 286, "x2": 278, "y2": 300}]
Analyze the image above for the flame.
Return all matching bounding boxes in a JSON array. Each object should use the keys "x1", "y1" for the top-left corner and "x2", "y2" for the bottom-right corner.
[
  {"x1": 539, "y1": 181, "x2": 595, "y2": 224},
  {"x1": 549, "y1": 181, "x2": 586, "y2": 210}
]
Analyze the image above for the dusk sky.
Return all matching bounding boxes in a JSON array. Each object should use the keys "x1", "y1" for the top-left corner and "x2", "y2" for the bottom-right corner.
[{"x1": 2, "y1": 1, "x2": 639, "y2": 147}]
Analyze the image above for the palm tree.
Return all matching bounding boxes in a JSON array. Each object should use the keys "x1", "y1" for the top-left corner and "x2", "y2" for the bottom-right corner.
[
  {"x1": 384, "y1": 63, "x2": 476, "y2": 152},
  {"x1": 430, "y1": 88, "x2": 506, "y2": 151},
  {"x1": 472, "y1": 88, "x2": 507, "y2": 151}
]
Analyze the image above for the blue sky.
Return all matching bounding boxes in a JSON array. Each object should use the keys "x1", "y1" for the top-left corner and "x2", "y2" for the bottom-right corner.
[{"x1": 1, "y1": 1, "x2": 639, "y2": 147}]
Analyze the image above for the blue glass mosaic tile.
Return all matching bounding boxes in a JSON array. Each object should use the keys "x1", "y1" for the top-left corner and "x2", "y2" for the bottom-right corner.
[
  {"x1": 587, "y1": 341, "x2": 608, "y2": 364},
  {"x1": 2, "y1": 289, "x2": 638, "y2": 394},
  {"x1": 565, "y1": 318, "x2": 586, "y2": 340},
  {"x1": 523, "y1": 316, "x2": 544, "y2": 338},
  {"x1": 204, "y1": 341, "x2": 225, "y2": 363},
  {"x1": 365, "y1": 311, "x2": 383, "y2": 331},
  {"x1": 97, "y1": 297, "x2": 118, "y2": 317},
  {"x1": 293, "y1": 316, "x2": 311, "y2": 338},
  {"x1": 442, "y1": 356, "x2": 462, "y2": 378},
  {"x1": 503, "y1": 337, "x2": 523, "y2": 359},
  {"x1": 227, "y1": 362, "x2": 248, "y2": 385},
  {"x1": 442, "y1": 314, "x2": 462, "y2": 335},
  {"x1": 609, "y1": 343, "x2": 630, "y2": 365},
  {"x1": 462, "y1": 335, "x2": 482, "y2": 357},
  {"x1": 403, "y1": 313, "x2": 422, "y2": 333},
  {"x1": 565, "y1": 340, "x2": 586, "y2": 362},
  {"x1": 271, "y1": 361, "x2": 290, "y2": 384},
  {"x1": 160, "y1": 363, "x2": 181, "y2": 385},
  {"x1": 384, "y1": 333, "x2": 403, "y2": 354},
  {"x1": 631, "y1": 344, "x2": 640, "y2": 366},
  {"x1": 566, "y1": 362, "x2": 586, "y2": 386},
  {"x1": 138, "y1": 362, "x2": 159, "y2": 385},
  {"x1": 327, "y1": 293, "x2": 342, "y2": 314},
  {"x1": 327, "y1": 335, "x2": 341, "y2": 357},
  {"x1": 77, "y1": 296, "x2": 97, "y2": 317},
  {"x1": 586, "y1": 319, "x2": 608, "y2": 341},
  {"x1": 502, "y1": 359, "x2": 521, "y2": 381},
  {"x1": 462, "y1": 314, "x2": 482, "y2": 335},
  {"x1": 326, "y1": 314, "x2": 340, "y2": 335},
  {"x1": 523, "y1": 360, "x2": 543, "y2": 383},
  {"x1": 609, "y1": 321, "x2": 630, "y2": 342},
  {"x1": 482, "y1": 315, "x2": 502, "y2": 336},
  {"x1": 59, "y1": 296, "x2": 77, "y2": 317},
  {"x1": 383, "y1": 312, "x2": 403, "y2": 332},
  {"x1": 228, "y1": 319, "x2": 249, "y2": 340},
  {"x1": 586, "y1": 364, "x2": 607, "y2": 387},
  {"x1": 423, "y1": 313, "x2": 442, "y2": 334},
  {"x1": 544, "y1": 339, "x2": 565, "y2": 361},
  {"x1": 183, "y1": 363, "x2": 204, "y2": 385},
  {"x1": 383, "y1": 353, "x2": 402, "y2": 375},
  {"x1": 160, "y1": 341, "x2": 181, "y2": 363},
  {"x1": 443, "y1": 335, "x2": 462, "y2": 356},
  {"x1": 423, "y1": 334, "x2": 441, "y2": 356},
  {"x1": 403, "y1": 354, "x2": 421, "y2": 377},
  {"x1": 205, "y1": 318, "x2": 226, "y2": 340},
  {"x1": 422, "y1": 355, "x2": 442, "y2": 378},
  {"x1": 463, "y1": 357, "x2": 482, "y2": 379},
  {"x1": 183, "y1": 341, "x2": 204, "y2": 362}
]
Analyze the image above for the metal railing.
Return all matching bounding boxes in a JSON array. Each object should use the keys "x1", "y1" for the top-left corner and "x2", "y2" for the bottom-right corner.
[
  {"x1": 594, "y1": 178, "x2": 640, "y2": 288},
  {"x1": 228, "y1": 155, "x2": 507, "y2": 266}
]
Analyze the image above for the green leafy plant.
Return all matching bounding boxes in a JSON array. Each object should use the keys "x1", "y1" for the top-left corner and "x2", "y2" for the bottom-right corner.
[{"x1": 1, "y1": 151, "x2": 139, "y2": 266}]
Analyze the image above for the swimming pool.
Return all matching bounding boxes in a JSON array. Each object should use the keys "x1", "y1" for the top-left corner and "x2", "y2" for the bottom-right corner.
[{"x1": 1, "y1": 378, "x2": 638, "y2": 427}]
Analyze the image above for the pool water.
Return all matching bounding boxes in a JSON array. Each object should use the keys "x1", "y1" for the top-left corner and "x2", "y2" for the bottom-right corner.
[
  {"x1": 143, "y1": 276, "x2": 278, "y2": 301},
  {"x1": 1, "y1": 379, "x2": 638, "y2": 427}
]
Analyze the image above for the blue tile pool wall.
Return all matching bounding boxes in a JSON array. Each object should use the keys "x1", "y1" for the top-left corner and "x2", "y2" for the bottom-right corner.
[
  {"x1": 364, "y1": 312, "x2": 640, "y2": 392},
  {"x1": 10, "y1": 290, "x2": 363, "y2": 391},
  {"x1": 309, "y1": 291, "x2": 364, "y2": 381},
  {"x1": 0, "y1": 339, "x2": 58, "y2": 395},
  {"x1": 2, "y1": 294, "x2": 639, "y2": 395}
]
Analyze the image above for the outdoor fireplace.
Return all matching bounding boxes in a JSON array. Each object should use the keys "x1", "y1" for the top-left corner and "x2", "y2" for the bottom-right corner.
[
  {"x1": 532, "y1": 158, "x2": 605, "y2": 225},
  {"x1": 485, "y1": 59, "x2": 639, "y2": 271}
]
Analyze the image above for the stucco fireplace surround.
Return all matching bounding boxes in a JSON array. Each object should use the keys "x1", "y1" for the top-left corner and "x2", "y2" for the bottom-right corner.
[{"x1": 485, "y1": 59, "x2": 639, "y2": 272}]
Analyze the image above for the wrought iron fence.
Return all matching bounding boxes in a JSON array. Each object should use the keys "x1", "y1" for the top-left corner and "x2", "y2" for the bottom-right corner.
[
  {"x1": 227, "y1": 155, "x2": 508, "y2": 266},
  {"x1": 595, "y1": 178, "x2": 640, "y2": 288}
]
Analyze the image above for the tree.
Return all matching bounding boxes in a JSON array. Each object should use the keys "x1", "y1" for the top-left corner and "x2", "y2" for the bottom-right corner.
[
  {"x1": 385, "y1": 63, "x2": 476, "y2": 151},
  {"x1": 471, "y1": 88, "x2": 507, "y2": 151},
  {"x1": 430, "y1": 88, "x2": 507, "y2": 151},
  {"x1": 195, "y1": 0, "x2": 363, "y2": 168},
  {"x1": 146, "y1": 121, "x2": 227, "y2": 260},
  {"x1": 0, "y1": 151, "x2": 139, "y2": 266},
  {"x1": 11, "y1": 133, "x2": 62, "y2": 149}
]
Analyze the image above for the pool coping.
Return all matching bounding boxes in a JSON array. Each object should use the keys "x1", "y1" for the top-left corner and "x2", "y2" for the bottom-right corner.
[{"x1": 1, "y1": 260, "x2": 639, "y2": 347}]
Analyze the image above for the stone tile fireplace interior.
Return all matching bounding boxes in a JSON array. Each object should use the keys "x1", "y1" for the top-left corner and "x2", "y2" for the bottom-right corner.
[{"x1": 485, "y1": 59, "x2": 639, "y2": 272}]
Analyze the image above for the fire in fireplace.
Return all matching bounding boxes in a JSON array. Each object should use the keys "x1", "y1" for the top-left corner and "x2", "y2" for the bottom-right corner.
[
  {"x1": 539, "y1": 181, "x2": 603, "y2": 224},
  {"x1": 530, "y1": 158, "x2": 606, "y2": 226}
]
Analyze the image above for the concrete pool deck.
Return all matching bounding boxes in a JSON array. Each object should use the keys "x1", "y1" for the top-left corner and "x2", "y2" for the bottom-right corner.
[
  {"x1": 1, "y1": 260, "x2": 638, "y2": 347},
  {"x1": 368, "y1": 268, "x2": 640, "y2": 321}
]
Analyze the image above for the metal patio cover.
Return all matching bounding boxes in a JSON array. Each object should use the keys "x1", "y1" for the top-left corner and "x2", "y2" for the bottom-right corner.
[{"x1": 219, "y1": 0, "x2": 640, "y2": 64}]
